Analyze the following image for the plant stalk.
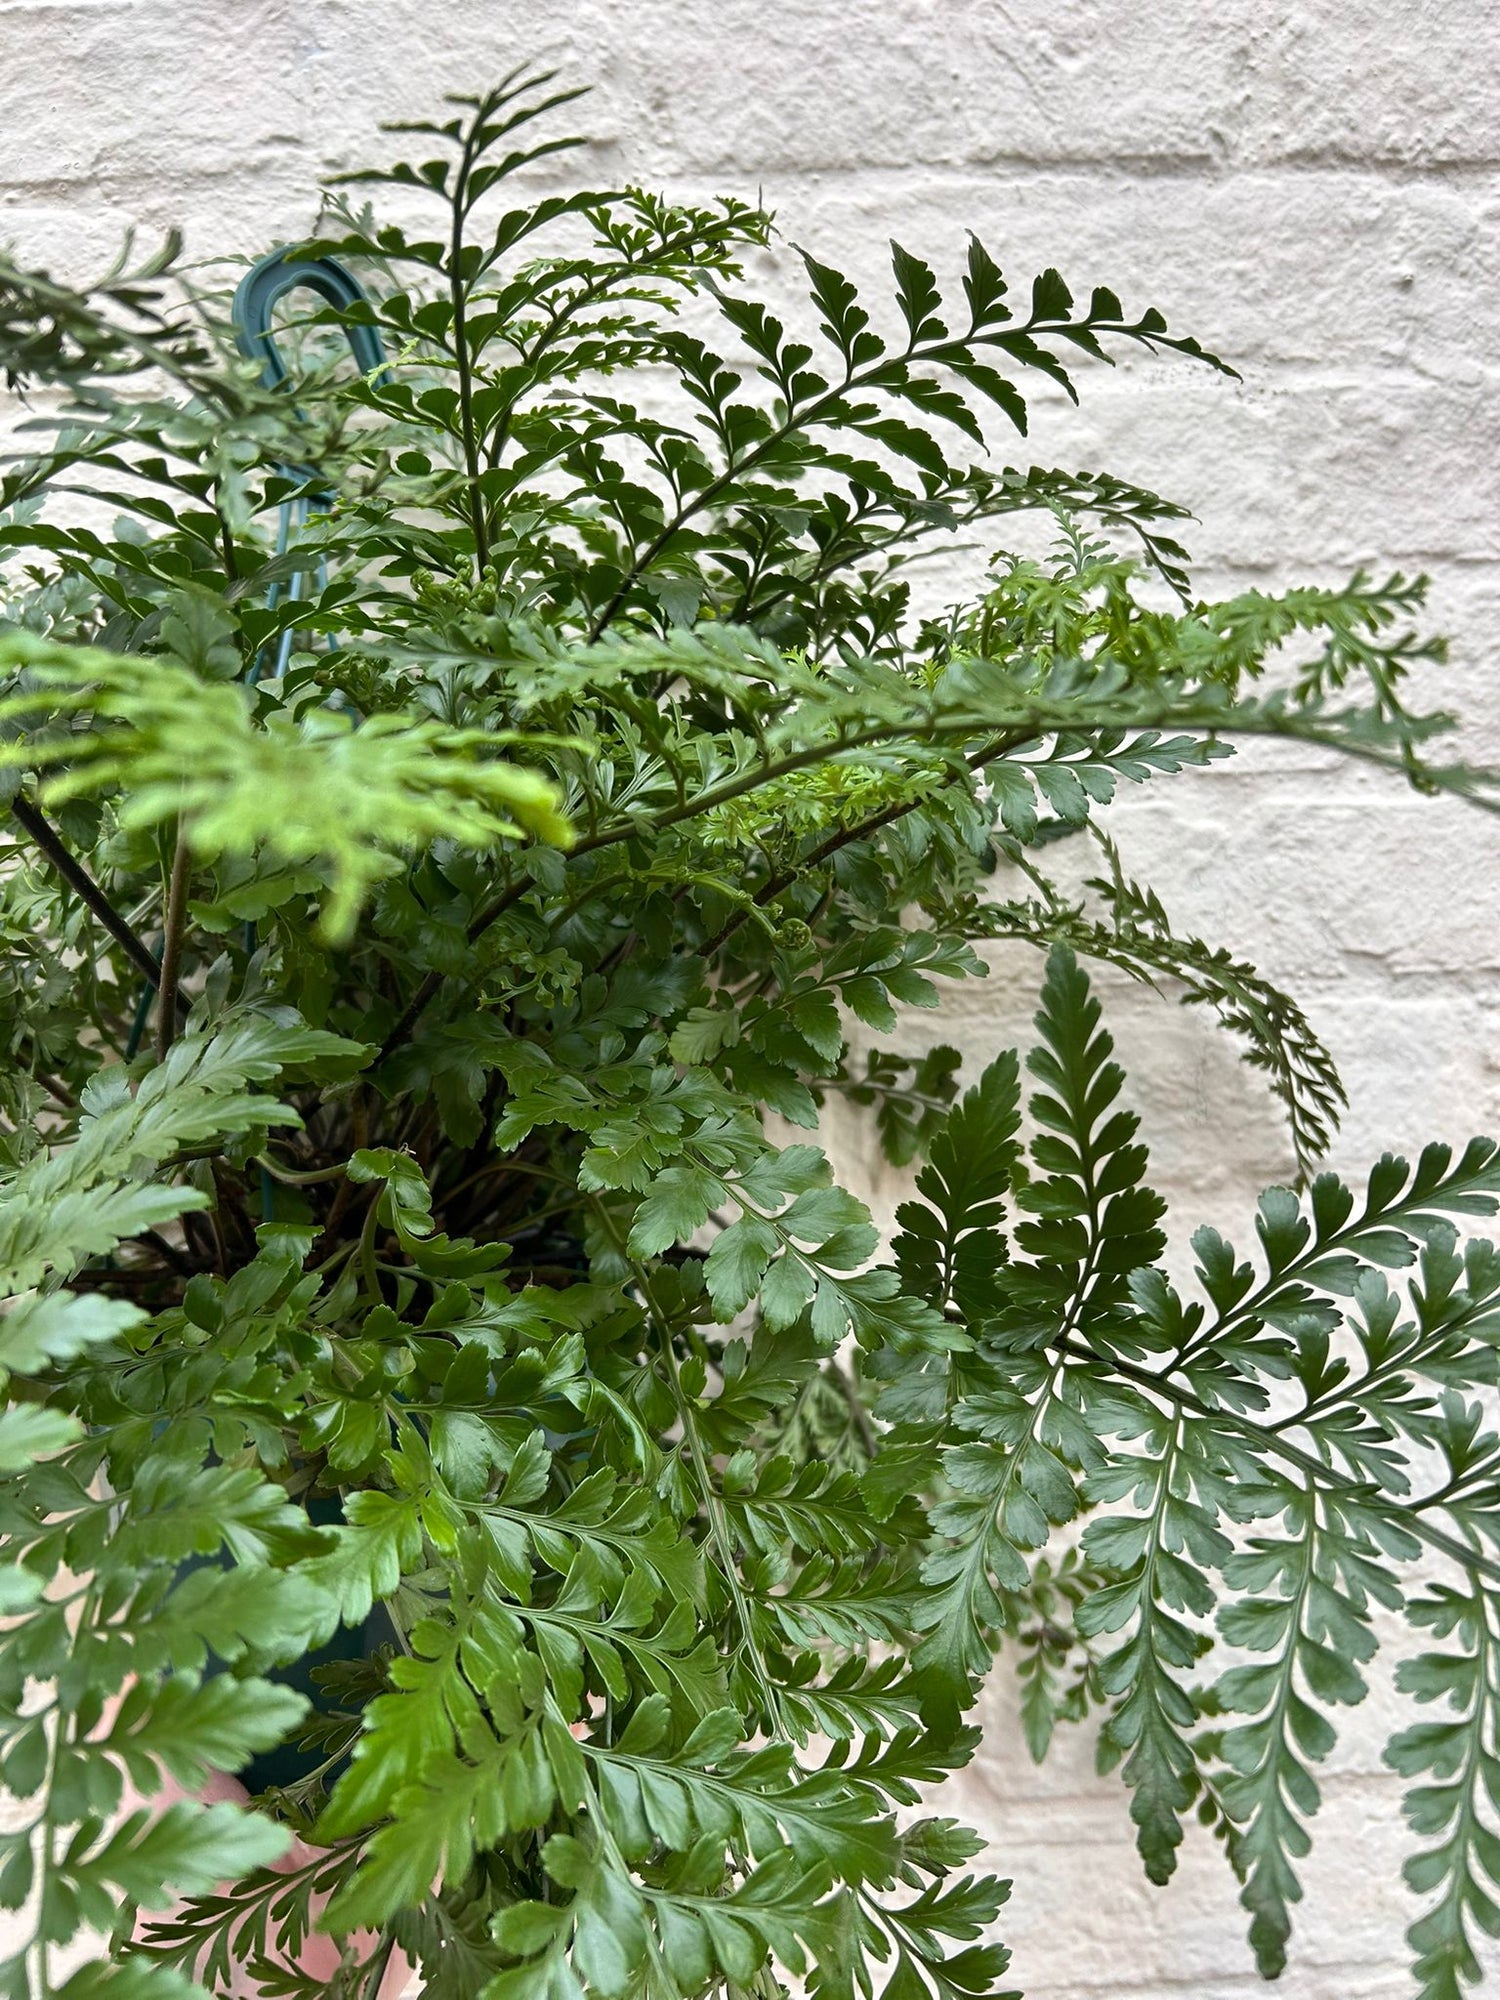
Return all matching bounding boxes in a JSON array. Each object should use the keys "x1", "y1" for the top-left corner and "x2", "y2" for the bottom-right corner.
[
  {"x1": 9, "y1": 794, "x2": 166, "y2": 994},
  {"x1": 154, "y1": 830, "x2": 192, "y2": 1061}
]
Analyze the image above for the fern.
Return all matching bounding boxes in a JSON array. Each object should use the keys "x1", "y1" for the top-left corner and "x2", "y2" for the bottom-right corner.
[{"x1": 0, "y1": 63, "x2": 1497, "y2": 2000}]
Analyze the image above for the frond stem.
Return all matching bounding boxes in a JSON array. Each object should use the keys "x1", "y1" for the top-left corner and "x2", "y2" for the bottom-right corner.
[
  {"x1": 8, "y1": 794, "x2": 168, "y2": 997},
  {"x1": 449, "y1": 119, "x2": 490, "y2": 572},
  {"x1": 1058, "y1": 1334, "x2": 1500, "y2": 1595},
  {"x1": 154, "y1": 829, "x2": 192, "y2": 1060}
]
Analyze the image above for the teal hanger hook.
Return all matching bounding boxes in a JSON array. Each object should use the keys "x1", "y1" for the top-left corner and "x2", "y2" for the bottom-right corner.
[
  {"x1": 231, "y1": 246, "x2": 388, "y2": 390},
  {"x1": 231, "y1": 248, "x2": 388, "y2": 685},
  {"x1": 120, "y1": 251, "x2": 390, "y2": 1228},
  {"x1": 128, "y1": 252, "x2": 389, "y2": 1100}
]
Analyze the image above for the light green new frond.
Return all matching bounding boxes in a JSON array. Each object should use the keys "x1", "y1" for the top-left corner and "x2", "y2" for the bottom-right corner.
[
  {"x1": 0, "y1": 632, "x2": 573, "y2": 940},
  {"x1": 68, "y1": 1800, "x2": 292, "y2": 1914},
  {"x1": 1179, "y1": 569, "x2": 1439, "y2": 698},
  {"x1": 0, "y1": 1292, "x2": 145, "y2": 1374},
  {"x1": 51, "y1": 1956, "x2": 215, "y2": 2000}
]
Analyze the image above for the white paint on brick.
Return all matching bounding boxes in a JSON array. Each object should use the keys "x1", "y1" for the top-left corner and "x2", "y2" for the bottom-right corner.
[{"x1": 4, "y1": 3, "x2": 1499, "y2": 1992}]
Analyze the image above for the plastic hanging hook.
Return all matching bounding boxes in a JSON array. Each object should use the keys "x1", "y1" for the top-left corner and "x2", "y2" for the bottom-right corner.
[
  {"x1": 230, "y1": 248, "x2": 388, "y2": 687},
  {"x1": 231, "y1": 246, "x2": 388, "y2": 390},
  {"x1": 224, "y1": 250, "x2": 390, "y2": 1225}
]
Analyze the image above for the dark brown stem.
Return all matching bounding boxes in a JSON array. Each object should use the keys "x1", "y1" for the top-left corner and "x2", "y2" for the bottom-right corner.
[
  {"x1": 216, "y1": 505, "x2": 240, "y2": 582},
  {"x1": 154, "y1": 832, "x2": 192, "y2": 1060},
  {"x1": 377, "y1": 978, "x2": 437, "y2": 1059},
  {"x1": 309, "y1": 1091, "x2": 370, "y2": 1261},
  {"x1": 701, "y1": 796, "x2": 917, "y2": 958},
  {"x1": 8, "y1": 794, "x2": 166, "y2": 993},
  {"x1": 64, "y1": 1265, "x2": 188, "y2": 1295},
  {"x1": 210, "y1": 1160, "x2": 258, "y2": 1263},
  {"x1": 139, "y1": 1227, "x2": 197, "y2": 1277},
  {"x1": 182, "y1": 1209, "x2": 218, "y2": 1267},
  {"x1": 449, "y1": 131, "x2": 489, "y2": 572},
  {"x1": 380, "y1": 726, "x2": 1017, "y2": 1053},
  {"x1": 702, "y1": 727, "x2": 1033, "y2": 956},
  {"x1": 378, "y1": 875, "x2": 529, "y2": 1057}
]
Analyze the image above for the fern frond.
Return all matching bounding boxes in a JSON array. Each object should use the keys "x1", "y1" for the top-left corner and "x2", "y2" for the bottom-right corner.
[{"x1": 0, "y1": 633, "x2": 573, "y2": 940}]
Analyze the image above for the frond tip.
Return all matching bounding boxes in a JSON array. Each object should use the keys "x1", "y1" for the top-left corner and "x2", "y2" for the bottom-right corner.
[{"x1": 0, "y1": 631, "x2": 573, "y2": 940}]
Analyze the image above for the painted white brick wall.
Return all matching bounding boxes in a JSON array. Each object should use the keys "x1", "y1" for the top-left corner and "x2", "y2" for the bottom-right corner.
[{"x1": 4, "y1": 2, "x2": 1499, "y2": 1993}]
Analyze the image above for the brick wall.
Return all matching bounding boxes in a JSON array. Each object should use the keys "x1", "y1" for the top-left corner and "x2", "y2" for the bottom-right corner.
[{"x1": 4, "y1": 3, "x2": 1499, "y2": 1993}]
